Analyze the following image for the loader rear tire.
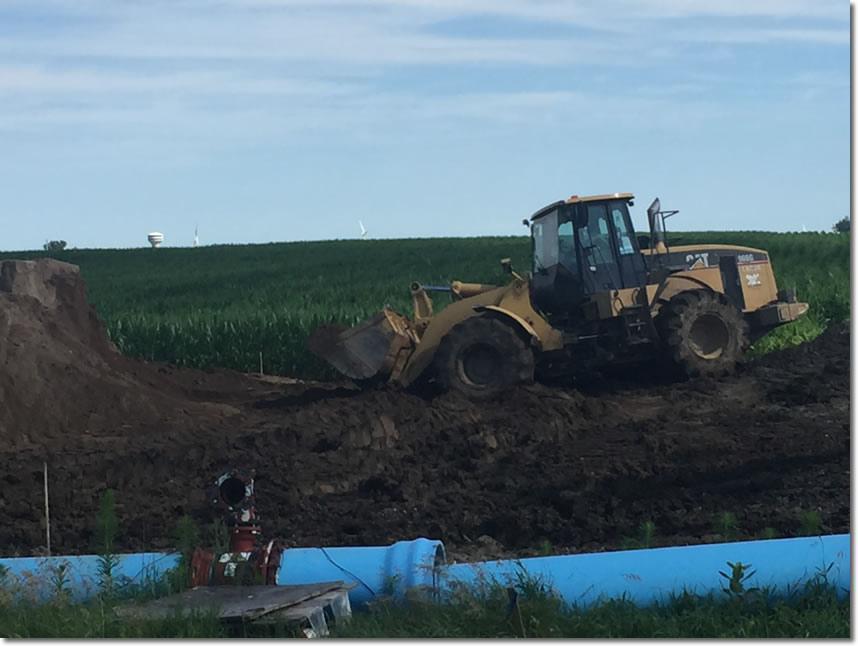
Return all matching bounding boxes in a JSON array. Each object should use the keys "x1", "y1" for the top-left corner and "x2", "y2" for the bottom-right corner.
[
  {"x1": 656, "y1": 289, "x2": 749, "y2": 378},
  {"x1": 434, "y1": 316, "x2": 535, "y2": 400}
]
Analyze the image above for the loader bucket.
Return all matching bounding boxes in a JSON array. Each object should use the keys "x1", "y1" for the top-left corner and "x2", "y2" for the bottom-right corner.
[{"x1": 307, "y1": 306, "x2": 418, "y2": 381}]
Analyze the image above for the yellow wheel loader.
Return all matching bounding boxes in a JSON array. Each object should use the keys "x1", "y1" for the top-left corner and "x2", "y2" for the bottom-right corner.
[{"x1": 309, "y1": 193, "x2": 809, "y2": 399}]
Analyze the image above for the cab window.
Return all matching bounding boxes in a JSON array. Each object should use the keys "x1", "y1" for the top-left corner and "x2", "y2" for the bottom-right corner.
[
  {"x1": 582, "y1": 204, "x2": 613, "y2": 265},
  {"x1": 611, "y1": 206, "x2": 635, "y2": 255},
  {"x1": 557, "y1": 220, "x2": 576, "y2": 273},
  {"x1": 531, "y1": 209, "x2": 559, "y2": 272}
]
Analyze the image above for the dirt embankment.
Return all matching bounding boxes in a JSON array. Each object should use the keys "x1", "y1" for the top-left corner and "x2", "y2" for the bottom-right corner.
[{"x1": 0, "y1": 259, "x2": 849, "y2": 559}]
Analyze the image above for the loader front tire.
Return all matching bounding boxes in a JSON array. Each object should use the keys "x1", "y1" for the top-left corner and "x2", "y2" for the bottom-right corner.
[
  {"x1": 656, "y1": 289, "x2": 749, "y2": 378},
  {"x1": 434, "y1": 316, "x2": 535, "y2": 400}
]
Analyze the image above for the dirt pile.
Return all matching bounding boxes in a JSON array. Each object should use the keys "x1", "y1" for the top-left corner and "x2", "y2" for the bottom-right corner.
[
  {"x1": 0, "y1": 260, "x2": 849, "y2": 558},
  {"x1": 0, "y1": 259, "x2": 243, "y2": 450}
]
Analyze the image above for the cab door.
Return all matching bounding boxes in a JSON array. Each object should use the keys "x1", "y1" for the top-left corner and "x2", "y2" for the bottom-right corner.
[
  {"x1": 577, "y1": 203, "x2": 622, "y2": 294},
  {"x1": 530, "y1": 207, "x2": 586, "y2": 314},
  {"x1": 607, "y1": 202, "x2": 648, "y2": 289}
]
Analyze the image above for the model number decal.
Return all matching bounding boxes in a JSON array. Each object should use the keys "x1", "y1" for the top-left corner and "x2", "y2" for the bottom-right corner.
[{"x1": 737, "y1": 253, "x2": 768, "y2": 265}]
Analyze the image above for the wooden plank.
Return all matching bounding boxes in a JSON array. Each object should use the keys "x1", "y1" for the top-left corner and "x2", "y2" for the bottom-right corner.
[
  {"x1": 120, "y1": 582, "x2": 346, "y2": 621},
  {"x1": 256, "y1": 587, "x2": 353, "y2": 625}
]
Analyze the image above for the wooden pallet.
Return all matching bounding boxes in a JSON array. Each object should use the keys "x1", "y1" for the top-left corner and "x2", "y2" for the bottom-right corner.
[{"x1": 119, "y1": 581, "x2": 354, "y2": 636}]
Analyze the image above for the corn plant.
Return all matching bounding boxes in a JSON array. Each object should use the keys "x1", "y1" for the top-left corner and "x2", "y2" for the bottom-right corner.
[
  {"x1": 93, "y1": 490, "x2": 119, "y2": 598},
  {"x1": 619, "y1": 520, "x2": 657, "y2": 550},
  {"x1": 718, "y1": 561, "x2": 762, "y2": 606},
  {"x1": 798, "y1": 510, "x2": 823, "y2": 537},
  {"x1": 715, "y1": 512, "x2": 738, "y2": 542},
  {"x1": 1, "y1": 231, "x2": 846, "y2": 379}
]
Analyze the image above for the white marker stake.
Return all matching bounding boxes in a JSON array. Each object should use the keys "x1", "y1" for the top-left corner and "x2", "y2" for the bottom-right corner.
[{"x1": 43, "y1": 461, "x2": 51, "y2": 556}]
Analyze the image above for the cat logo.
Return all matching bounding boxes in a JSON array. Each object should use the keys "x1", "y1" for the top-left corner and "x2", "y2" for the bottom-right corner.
[{"x1": 686, "y1": 252, "x2": 710, "y2": 269}]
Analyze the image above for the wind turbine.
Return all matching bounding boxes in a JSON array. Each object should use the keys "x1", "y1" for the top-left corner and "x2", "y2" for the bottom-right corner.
[
  {"x1": 359, "y1": 220, "x2": 368, "y2": 240},
  {"x1": 193, "y1": 225, "x2": 199, "y2": 247}
]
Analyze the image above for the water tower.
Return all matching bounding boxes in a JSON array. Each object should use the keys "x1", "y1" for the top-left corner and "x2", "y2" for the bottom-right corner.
[{"x1": 148, "y1": 232, "x2": 164, "y2": 248}]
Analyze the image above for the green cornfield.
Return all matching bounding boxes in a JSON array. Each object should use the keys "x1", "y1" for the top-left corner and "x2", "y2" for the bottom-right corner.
[{"x1": 0, "y1": 232, "x2": 849, "y2": 379}]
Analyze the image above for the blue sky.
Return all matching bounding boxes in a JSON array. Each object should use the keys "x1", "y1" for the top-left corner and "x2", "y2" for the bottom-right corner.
[{"x1": 0, "y1": 0, "x2": 848, "y2": 250}]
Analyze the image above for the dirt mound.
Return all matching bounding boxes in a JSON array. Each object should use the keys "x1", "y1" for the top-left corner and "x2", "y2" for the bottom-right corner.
[
  {"x1": 0, "y1": 261, "x2": 849, "y2": 558},
  {"x1": 0, "y1": 259, "x2": 243, "y2": 451}
]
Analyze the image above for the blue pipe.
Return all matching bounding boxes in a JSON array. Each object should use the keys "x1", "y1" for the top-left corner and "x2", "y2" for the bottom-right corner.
[
  {"x1": 0, "y1": 538, "x2": 444, "y2": 607},
  {"x1": 444, "y1": 534, "x2": 850, "y2": 608},
  {"x1": 0, "y1": 552, "x2": 178, "y2": 602},
  {"x1": 0, "y1": 535, "x2": 848, "y2": 609},
  {"x1": 276, "y1": 538, "x2": 445, "y2": 606}
]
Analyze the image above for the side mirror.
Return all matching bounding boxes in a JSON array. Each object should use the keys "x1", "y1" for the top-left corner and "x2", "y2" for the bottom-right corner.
[
  {"x1": 647, "y1": 197, "x2": 661, "y2": 220},
  {"x1": 647, "y1": 197, "x2": 669, "y2": 252},
  {"x1": 522, "y1": 218, "x2": 529, "y2": 227},
  {"x1": 500, "y1": 258, "x2": 513, "y2": 274}
]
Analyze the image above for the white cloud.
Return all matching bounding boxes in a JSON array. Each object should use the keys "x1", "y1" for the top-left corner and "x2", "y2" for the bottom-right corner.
[
  {"x1": 0, "y1": 0, "x2": 845, "y2": 147},
  {"x1": 675, "y1": 26, "x2": 846, "y2": 45},
  {"x1": 217, "y1": 0, "x2": 844, "y2": 24},
  {"x1": 0, "y1": 64, "x2": 359, "y2": 96},
  {"x1": 0, "y1": 0, "x2": 845, "y2": 65}
]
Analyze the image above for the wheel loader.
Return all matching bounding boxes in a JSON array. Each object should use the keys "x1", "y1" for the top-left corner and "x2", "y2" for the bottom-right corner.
[{"x1": 308, "y1": 193, "x2": 809, "y2": 399}]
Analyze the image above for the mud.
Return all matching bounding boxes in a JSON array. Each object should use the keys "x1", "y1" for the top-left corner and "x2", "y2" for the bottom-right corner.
[{"x1": 0, "y1": 259, "x2": 849, "y2": 560}]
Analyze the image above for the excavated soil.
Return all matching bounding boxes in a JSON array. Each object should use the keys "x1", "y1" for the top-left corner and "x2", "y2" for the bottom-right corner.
[{"x1": 0, "y1": 259, "x2": 850, "y2": 560}]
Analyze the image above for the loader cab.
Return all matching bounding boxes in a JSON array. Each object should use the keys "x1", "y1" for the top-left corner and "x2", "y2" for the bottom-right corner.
[{"x1": 529, "y1": 195, "x2": 648, "y2": 315}]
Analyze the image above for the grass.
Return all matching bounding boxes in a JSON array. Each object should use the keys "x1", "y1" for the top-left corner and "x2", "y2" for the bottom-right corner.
[
  {"x1": 0, "y1": 567, "x2": 848, "y2": 638},
  {"x1": 0, "y1": 494, "x2": 848, "y2": 638},
  {"x1": 331, "y1": 590, "x2": 849, "y2": 638},
  {"x1": 0, "y1": 230, "x2": 848, "y2": 379},
  {"x1": 0, "y1": 601, "x2": 225, "y2": 639},
  {"x1": 619, "y1": 520, "x2": 657, "y2": 550},
  {"x1": 334, "y1": 559, "x2": 851, "y2": 639}
]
